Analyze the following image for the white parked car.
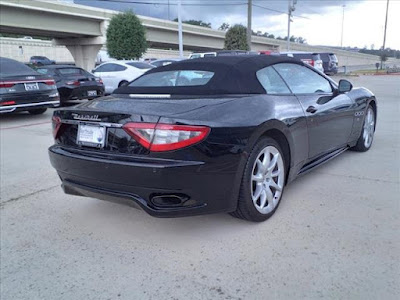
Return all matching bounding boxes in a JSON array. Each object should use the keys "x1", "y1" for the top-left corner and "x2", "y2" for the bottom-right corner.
[{"x1": 92, "y1": 61, "x2": 154, "y2": 94}]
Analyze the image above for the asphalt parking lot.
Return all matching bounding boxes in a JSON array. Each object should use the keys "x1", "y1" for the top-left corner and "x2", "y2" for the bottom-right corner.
[{"x1": 1, "y1": 75, "x2": 399, "y2": 300}]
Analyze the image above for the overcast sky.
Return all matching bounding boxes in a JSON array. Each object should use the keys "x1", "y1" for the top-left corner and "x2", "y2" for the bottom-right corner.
[{"x1": 74, "y1": 0, "x2": 400, "y2": 49}]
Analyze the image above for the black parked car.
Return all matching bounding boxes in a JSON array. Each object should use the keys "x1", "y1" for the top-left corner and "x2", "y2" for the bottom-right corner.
[
  {"x1": 0, "y1": 57, "x2": 59, "y2": 114},
  {"x1": 37, "y1": 65, "x2": 104, "y2": 106},
  {"x1": 320, "y1": 52, "x2": 339, "y2": 75},
  {"x1": 30, "y1": 56, "x2": 56, "y2": 66},
  {"x1": 49, "y1": 56, "x2": 377, "y2": 222}
]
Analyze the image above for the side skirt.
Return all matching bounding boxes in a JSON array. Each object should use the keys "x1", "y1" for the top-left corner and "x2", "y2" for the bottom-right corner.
[{"x1": 297, "y1": 146, "x2": 348, "y2": 176}]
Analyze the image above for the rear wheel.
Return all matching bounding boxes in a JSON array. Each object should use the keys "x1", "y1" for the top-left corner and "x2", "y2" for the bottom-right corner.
[
  {"x1": 231, "y1": 137, "x2": 286, "y2": 222},
  {"x1": 351, "y1": 105, "x2": 375, "y2": 152},
  {"x1": 118, "y1": 80, "x2": 128, "y2": 87},
  {"x1": 28, "y1": 108, "x2": 47, "y2": 115}
]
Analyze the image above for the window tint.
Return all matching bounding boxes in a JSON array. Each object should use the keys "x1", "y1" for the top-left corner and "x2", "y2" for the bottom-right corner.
[
  {"x1": 204, "y1": 53, "x2": 216, "y2": 58},
  {"x1": 95, "y1": 63, "x2": 127, "y2": 72},
  {"x1": 274, "y1": 63, "x2": 332, "y2": 94},
  {"x1": 58, "y1": 68, "x2": 83, "y2": 75},
  {"x1": 256, "y1": 66, "x2": 290, "y2": 94},
  {"x1": 126, "y1": 62, "x2": 154, "y2": 69},
  {"x1": 129, "y1": 70, "x2": 214, "y2": 87}
]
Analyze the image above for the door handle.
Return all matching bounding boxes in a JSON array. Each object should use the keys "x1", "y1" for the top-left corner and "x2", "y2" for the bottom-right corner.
[{"x1": 306, "y1": 106, "x2": 318, "y2": 114}]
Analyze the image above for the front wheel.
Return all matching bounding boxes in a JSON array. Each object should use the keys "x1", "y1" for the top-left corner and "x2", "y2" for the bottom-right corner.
[
  {"x1": 231, "y1": 137, "x2": 286, "y2": 222},
  {"x1": 351, "y1": 105, "x2": 375, "y2": 152},
  {"x1": 28, "y1": 108, "x2": 47, "y2": 115}
]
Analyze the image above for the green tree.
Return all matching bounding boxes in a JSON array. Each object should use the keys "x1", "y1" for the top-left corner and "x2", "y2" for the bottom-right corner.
[
  {"x1": 219, "y1": 23, "x2": 230, "y2": 31},
  {"x1": 224, "y1": 24, "x2": 249, "y2": 51},
  {"x1": 173, "y1": 19, "x2": 211, "y2": 28},
  {"x1": 106, "y1": 11, "x2": 147, "y2": 60}
]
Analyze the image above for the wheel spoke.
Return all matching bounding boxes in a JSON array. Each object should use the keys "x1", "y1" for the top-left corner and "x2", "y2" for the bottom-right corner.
[
  {"x1": 269, "y1": 179, "x2": 282, "y2": 192},
  {"x1": 261, "y1": 150, "x2": 271, "y2": 171},
  {"x1": 271, "y1": 168, "x2": 281, "y2": 177},
  {"x1": 256, "y1": 159, "x2": 265, "y2": 174},
  {"x1": 267, "y1": 153, "x2": 279, "y2": 172},
  {"x1": 252, "y1": 174, "x2": 263, "y2": 183},
  {"x1": 259, "y1": 189, "x2": 267, "y2": 208},
  {"x1": 252, "y1": 184, "x2": 262, "y2": 201}
]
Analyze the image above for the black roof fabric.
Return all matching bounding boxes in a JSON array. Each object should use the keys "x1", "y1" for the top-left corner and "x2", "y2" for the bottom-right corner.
[{"x1": 115, "y1": 55, "x2": 303, "y2": 95}]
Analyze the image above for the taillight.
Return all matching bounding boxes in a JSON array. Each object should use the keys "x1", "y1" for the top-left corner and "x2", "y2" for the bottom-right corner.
[
  {"x1": 123, "y1": 123, "x2": 210, "y2": 152},
  {"x1": 66, "y1": 80, "x2": 80, "y2": 86},
  {"x1": 43, "y1": 79, "x2": 56, "y2": 85},
  {"x1": 1, "y1": 101, "x2": 16, "y2": 106},
  {"x1": 0, "y1": 81, "x2": 15, "y2": 88},
  {"x1": 52, "y1": 116, "x2": 62, "y2": 138},
  {"x1": 95, "y1": 78, "x2": 103, "y2": 84}
]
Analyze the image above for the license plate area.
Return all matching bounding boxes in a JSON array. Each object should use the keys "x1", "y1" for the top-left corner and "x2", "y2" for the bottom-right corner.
[
  {"x1": 24, "y1": 82, "x2": 39, "y2": 91},
  {"x1": 87, "y1": 90, "x2": 97, "y2": 97},
  {"x1": 77, "y1": 123, "x2": 106, "y2": 148}
]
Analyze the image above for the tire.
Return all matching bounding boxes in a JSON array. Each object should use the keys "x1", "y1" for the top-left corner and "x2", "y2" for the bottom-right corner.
[
  {"x1": 28, "y1": 108, "x2": 47, "y2": 115},
  {"x1": 231, "y1": 137, "x2": 286, "y2": 222},
  {"x1": 351, "y1": 105, "x2": 375, "y2": 152},
  {"x1": 118, "y1": 80, "x2": 128, "y2": 87}
]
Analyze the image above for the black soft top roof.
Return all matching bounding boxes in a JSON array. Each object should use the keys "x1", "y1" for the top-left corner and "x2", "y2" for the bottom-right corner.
[{"x1": 115, "y1": 55, "x2": 303, "y2": 95}]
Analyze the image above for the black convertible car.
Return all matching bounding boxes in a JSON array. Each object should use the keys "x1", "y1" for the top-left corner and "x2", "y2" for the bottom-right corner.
[{"x1": 49, "y1": 56, "x2": 377, "y2": 222}]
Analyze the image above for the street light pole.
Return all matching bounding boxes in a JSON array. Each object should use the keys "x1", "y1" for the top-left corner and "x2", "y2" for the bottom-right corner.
[
  {"x1": 247, "y1": 0, "x2": 252, "y2": 50},
  {"x1": 340, "y1": 5, "x2": 345, "y2": 48},
  {"x1": 177, "y1": 0, "x2": 183, "y2": 58}
]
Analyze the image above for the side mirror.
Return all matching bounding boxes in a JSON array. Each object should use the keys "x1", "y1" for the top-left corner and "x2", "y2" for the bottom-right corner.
[
  {"x1": 338, "y1": 79, "x2": 353, "y2": 93},
  {"x1": 91, "y1": 69, "x2": 95, "y2": 73}
]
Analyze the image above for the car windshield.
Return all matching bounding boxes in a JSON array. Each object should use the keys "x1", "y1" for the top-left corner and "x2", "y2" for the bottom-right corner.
[
  {"x1": 190, "y1": 54, "x2": 201, "y2": 59},
  {"x1": 126, "y1": 62, "x2": 154, "y2": 69},
  {"x1": 129, "y1": 70, "x2": 214, "y2": 87}
]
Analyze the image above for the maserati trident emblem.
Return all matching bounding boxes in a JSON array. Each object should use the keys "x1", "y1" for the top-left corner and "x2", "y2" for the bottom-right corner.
[{"x1": 72, "y1": 113, "x2": 101, "y2": 121}]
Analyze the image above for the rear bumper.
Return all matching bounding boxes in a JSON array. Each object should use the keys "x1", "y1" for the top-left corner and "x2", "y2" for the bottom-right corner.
[
  {"x1": 48, "y1": 145, "x2": 238, "y2": 217},
  {"x1": 0, "y1": 99, "x2": 60, "y2": 114},
  {"x1": 59, "y1": 86, "x2": 105, "y2": 102}
]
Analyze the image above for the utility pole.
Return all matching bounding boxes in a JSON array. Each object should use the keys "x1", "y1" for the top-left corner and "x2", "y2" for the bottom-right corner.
[
  {"x1": 381, "y1": 0, "x2": 389, "y2": 69},
  {"x1": 382, "y1": 0, "x2": 389, "y2": 50},
  {"x1": 177, "y1": 0, "x2": 183, "y2": 58},
  {"x1": 287, "y1": 0, "x2": 296, "y2": 51},
  {"x1": 168, "y1": 0, "x2": 170, "y2": 20},
  {"x1": 247, "y1": 0, "x2": 252, "y2": 50},
  {"x1": 340, "y1": 5, "x2": 345, "y2": 48}
]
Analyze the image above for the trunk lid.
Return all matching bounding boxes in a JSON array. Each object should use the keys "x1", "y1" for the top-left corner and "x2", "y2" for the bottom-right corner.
[{"x1": 54, "y1": 94, "x2": 235, "y2": 155}]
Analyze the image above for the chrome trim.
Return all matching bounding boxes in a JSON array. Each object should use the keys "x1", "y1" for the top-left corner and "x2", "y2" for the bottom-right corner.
[
  {"x1": 129, "y1": 94, "x2": 171, "y2": 98},
  {"x1": 61, "y1": 119, "x2": 123, "y2": 128},
  {"x1": 0, "y1": 100, "x2": 60, "y2": 112}
]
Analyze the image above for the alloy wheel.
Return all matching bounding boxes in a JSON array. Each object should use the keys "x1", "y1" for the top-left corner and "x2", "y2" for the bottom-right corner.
[
  {"x1": 250, "y1": 146, "x2": 285, "y2": 214},
  {"x1": 363, "y1": 107, "x2": 375, "y2": 148}
]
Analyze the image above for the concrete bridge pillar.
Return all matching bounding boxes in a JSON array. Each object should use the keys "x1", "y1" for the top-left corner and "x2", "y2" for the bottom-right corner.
[{"x1": 53, "y1": 37, "x2": 105, "y2": 71}]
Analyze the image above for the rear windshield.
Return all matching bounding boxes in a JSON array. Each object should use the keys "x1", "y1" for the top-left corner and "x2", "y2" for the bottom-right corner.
[
  {"x1": 129, "y1": 70, "x2": 214, "y2": 87},
  {"x1": 329, "y1": 54, "x2": 338, "y2": 61},
  {"x1": 312, "y1": 54, "x2": 321, "y2": 61},
  {"x1": 126, "y1": 62, "x2": 154, "y2": 69},
  {"x1": 0, "y1": 58, "x2": 37, "y2": 77},
  {"x1": 36, "y1": 68, "x2": 55, "y2": 75},
  {"x1": 58, "y1": 68, "x2": 83, "y2": 75}
]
